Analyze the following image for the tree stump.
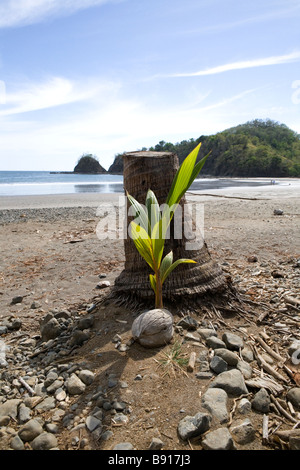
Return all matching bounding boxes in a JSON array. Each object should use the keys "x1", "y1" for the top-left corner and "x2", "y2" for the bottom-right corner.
[{"x1": 113, "y1": 151, "x2": 228, "y2": 306}]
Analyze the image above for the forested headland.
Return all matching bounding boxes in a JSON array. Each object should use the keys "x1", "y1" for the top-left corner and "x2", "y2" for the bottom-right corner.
[{"x1": 108, "y1": 119, "x2": 300, "y2": 177}]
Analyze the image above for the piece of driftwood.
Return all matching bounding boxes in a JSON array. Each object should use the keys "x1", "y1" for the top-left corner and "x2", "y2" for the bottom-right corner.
[
  {"x1": 270, "y1": 395, "x2": 299, "y2": 424},
  {"x1": 284, "y1": 295, "x2": 300, "y2": 307},
  {"x1": 262, "y1": 414, "x2": 269, "y2": 444},
  {"x1": 255, "y1": 335, "x2": 286, "y2": 363},
  {"x1": 227, "y1": 394, "x2": 250, "y2": 426},
  {"x1": 187, "y1": 191, "x2": 264, "y2": 201},
  {"x1": 257, "y1": 311, "x2": 270, "y2": 324},
  {"x1": 18, "y1": 377, "x2": 35, "y2": 395},
  {"x1": 245, "y1": 375, "x2": 284, "y2": 395},
  {"x1": 187, "y1": 352, "x2": 196, "y2": 372},
  {"x1": 251, "y1": 342, "x2": 289, "y2": 384},
  {"x1": 257, "y1": 354, "x2": 289, "y2": 384},
  {"x1": 273, "y1": 429, "x2": 300, "y2": 442},
  {"x1": 287, "y1": 400, "x2": 296, "y2": 417}
]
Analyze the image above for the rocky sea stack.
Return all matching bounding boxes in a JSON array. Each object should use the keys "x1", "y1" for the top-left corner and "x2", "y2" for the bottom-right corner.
[{"x1": 74, "y1": 154, "x2": 107, "y2": 174}]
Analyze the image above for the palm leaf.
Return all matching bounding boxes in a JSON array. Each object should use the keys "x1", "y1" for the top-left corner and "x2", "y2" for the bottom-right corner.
[
  {"x1": 166, "y1": 143, "x2": 201, "y2": 209},
  {"x1": 188, "y1": 151, "x2": 211, "y2": 189},
  {"x1": 160, "y1": 251, "x2": 173, "y2": 284},
  {"x1": 151, "y1": 217, "x2": 168, "y2": 269},
  {"x1": 149, "y1": 274, "x2": 156, "y2": 293},
  {"x1": 162, "y1": 258, "x2": 196, "y2": 284},
  {"x1": 145, "y1": 189, "x2": 160, "y2": 234},
  {"x1": 130, "y1": 221, "x2": 155, "y2": 270},
  {"x1": 127, "y1": 192, "x2": 149, "y2": 233}
]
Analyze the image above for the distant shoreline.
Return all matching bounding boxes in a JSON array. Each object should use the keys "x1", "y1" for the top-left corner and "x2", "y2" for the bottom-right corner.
[
  {"x1": 0, "y1": 177, "x2": 299, "y2": 210},
  {"x1": 49, "y1": 171, "x2": 108, "y2": 175},
  {"x1": 0, "y1": 173, "x2": 299, "y2": 199}
]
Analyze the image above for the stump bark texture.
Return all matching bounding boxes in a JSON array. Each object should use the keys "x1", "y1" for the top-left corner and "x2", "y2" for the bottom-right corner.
[{"x1": 113, "y1": 151, "x2": 227, "y2": 304}]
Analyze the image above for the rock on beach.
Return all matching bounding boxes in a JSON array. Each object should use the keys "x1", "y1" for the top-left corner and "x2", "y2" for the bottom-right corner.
[
  {"x1": 209, "y1": 369, "x2": 248, "y2": 397},
  {"x1": 177, "y1": 412, "x2": 211, "y2": 441}
]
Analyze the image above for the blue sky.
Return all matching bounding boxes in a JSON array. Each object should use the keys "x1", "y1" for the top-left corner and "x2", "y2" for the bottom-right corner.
[{"x1": 0, "y1": 0, "x2": 299, "y2": 171}]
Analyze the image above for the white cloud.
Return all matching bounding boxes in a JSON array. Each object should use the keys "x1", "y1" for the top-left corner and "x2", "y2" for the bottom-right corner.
[
  {"x1": 181, "y1": 2, "x2": 300, "y2": 36},
  {"x1": 163, "y1": 51, "x2": 300, "y2": 78},
  {"x1": 0, "y1": 76, "x2": 117, "y2": 115},
  {"x1": 191, "y1": 89, "x2": 257, "y2": 113},
  {"x1": 0, "y1": 82, "x2": 258, "y2": 170},
  {"x1": 0, "y1": 0, "x2": 121, "y2": 28},
  {"x1": 0, "y1": 74, "x2": 298, "y2": 171}
]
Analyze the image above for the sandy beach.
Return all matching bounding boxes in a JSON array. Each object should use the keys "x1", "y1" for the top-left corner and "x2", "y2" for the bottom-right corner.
[
  {"x1": 1, "y1": 177, "x2": 299, "y2": 209},
  {"x1": 0, "y1": 179, "x2": 299, "y2": 451},
  {"x1": 0, "y1": 178, "x2": 299, "y2": 341}
]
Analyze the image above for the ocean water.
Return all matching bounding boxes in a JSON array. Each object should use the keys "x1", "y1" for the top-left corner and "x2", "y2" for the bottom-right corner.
[
  {"x1": 0, "y1": 171, "x2": 124, "y2": 196},
  {"x1": 0, "y1": 171, "x2": 276, "y2": 197}
]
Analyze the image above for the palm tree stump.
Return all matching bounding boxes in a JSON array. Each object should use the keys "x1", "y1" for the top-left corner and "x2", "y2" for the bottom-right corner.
[{"x1": 113, "y1": 151, "x2": 229, "y2": 306}]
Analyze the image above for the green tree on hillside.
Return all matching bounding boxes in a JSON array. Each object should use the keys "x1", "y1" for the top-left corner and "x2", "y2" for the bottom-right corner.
[{"x1": 108, "y1": 119, "x2": 300, "y2": 177}]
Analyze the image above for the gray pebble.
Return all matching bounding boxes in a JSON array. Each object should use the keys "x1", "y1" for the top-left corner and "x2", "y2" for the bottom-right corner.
[
  {"x1": 177, "y1": 315, "x2": 199, "y2": 330},
  {"x1": 65, "y1": 374, "x2": 86, "y2": 395},
  {"x1": 197, "y1": 328, "x2": 217, "y2": 340},
  {"x1": 210, "y1": 356, "x2": 228, "y2": 374},
  {"x1": 11, "y1": 296, "x2": 23, "y2": 305},
  {"x1": 201, "y1": 428, "x2": 235, "y2": 450},
  {"x1": 202, "y1": 388, "x2": 229, "y2": 424},
  {"x1": 241, "y1": 346, "x2": 254, "y2": 363},
  {"x1": 18, "y1": 419, "x2": 43, "y2": 442},
  {"x1": 30, "y1": 432, "x2": 58, "y2": 450},
  {"x1": 101, "y1": 430, "x2": 114, "y2": 441},
  {"x1": 237, "y1": 398, "x2": 252, "y2": 415},
  {"x1": 178, "y1": 412, "x2": 211, "y2": 441},
  {"x1": 18, "y1": 404, "x2": 32, "y2": 424},
  {"x1": 108, "y1": 378, "x2": 118, "y2": 388},
  {"x1": 214, "y1": 348, "x2": 239, "y2": 366},
  {"x1": 85, "y1": 415, "x2": 102, "y2": 432},
  {"x1": 10, "y1": 434, "x2": 25, "y2": 450},
  {"x1": 209, "y1": 369, "x2": 248, "y2": 396},
  {"x1": 112, "y1": 401, "x2": 126, "y2": 412},
  {"x1": 206, "y1": 336, "x2": 226, "y2": 350},
  {"x1": 251, "y1": 388, "x2": 270, "y2": 413},
  {"x1": 0, "y1": 326, "x2": 8, "y2": 336},
  {"x1": 222, "y1": 332, "x2": 244, "y2": 351},
  {"x1": 77, "y1": 369, "x2": 95, "y2": 385},
  {"x1": 149, "y1": 437, "x2": 164, "y2": 450},
  {"x1": 286, "y1": 388, "x2": 300, "y2": 410},
  {"x1": 0, "y1": 399, "x2": 22, "y2": 420},
  {"x1": 113, "y1": 442, "x2": 134, "y2": 450},
  {"x1": 229, "y1": 418, "x2": 255, "y2": 445},
  {"x1": 45, "y1": 423, "x2": 59, "y2": 434},
  {"x1": 236, "y1": 360, "x2": 252, "y2": 379},
  {"x1": 113, "y1": 413, "x2": 129, "y2": 425}
]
